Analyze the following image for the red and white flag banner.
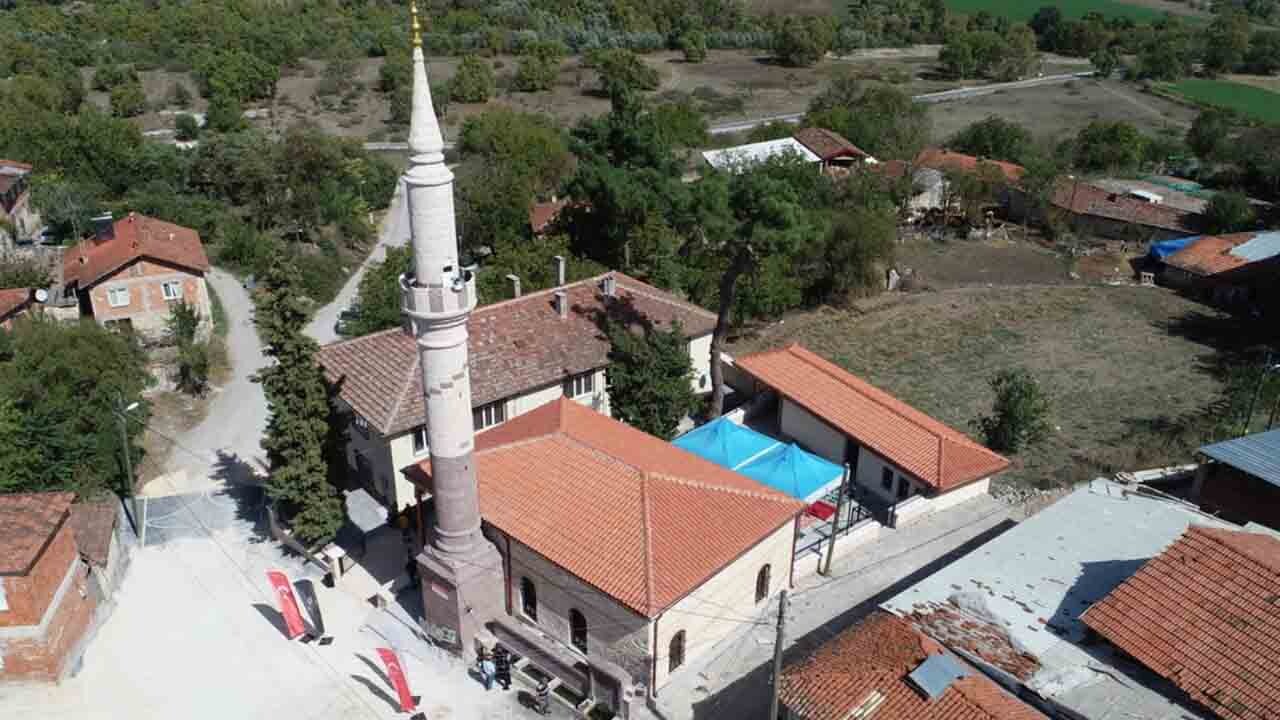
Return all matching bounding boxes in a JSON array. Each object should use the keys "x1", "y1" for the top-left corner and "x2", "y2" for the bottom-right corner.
[
  {"x1": 377, "y1": 647, "x2": 416, "y2": 713},
  {"x1": 266, "y1": 570, "x2": 307, "y2": 640}
]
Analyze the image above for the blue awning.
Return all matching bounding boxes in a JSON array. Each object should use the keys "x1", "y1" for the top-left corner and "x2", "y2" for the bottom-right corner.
[
  {"x1": 1149, "y1": 235, "x2": 1200, "y2": 260},
  {"x1": 673, "y1": 417, "x2": 778, "y2": 470},
  {"x1": 674, "y1": 418, "x2": 844, "y2": 501}
]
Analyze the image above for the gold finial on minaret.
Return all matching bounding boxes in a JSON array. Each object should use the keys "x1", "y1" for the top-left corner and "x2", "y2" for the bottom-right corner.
[{"x1": 410, "y1": 0, "x2": 422, "y2": 49}]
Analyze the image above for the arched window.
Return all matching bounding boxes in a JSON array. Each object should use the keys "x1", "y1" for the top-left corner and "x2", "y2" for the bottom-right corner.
[
  {"x1": 520, "y1": 577, "x2": 538, "y2": 621},
  {"x1": 669, "y1": 630, "x2": 686, "y2": 673},
  {"x1": 755, "y1": 564, "x2": 772, "y2": 604},
  {"x1": 569, "y1": 608, "x2": 588, "y2": 653}
]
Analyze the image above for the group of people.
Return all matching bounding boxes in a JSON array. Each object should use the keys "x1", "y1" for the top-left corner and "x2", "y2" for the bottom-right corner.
[{"x1": 476, "y1": 646, "x2": 552, "y2": 715}]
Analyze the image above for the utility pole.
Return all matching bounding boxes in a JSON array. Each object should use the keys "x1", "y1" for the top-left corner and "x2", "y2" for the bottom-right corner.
[
  {"x1": 1241, "y1": 351, "x2": 1277, "y2": 435},
  {"x1": 116, "y1": 395, "x2": 142, "y2": 543},
  {"x1": 768, "y1": 589, "x2": 789, "y2": 720},
  {"x1": 821, "y1": 464, "x2": 850, "y2": 577}
]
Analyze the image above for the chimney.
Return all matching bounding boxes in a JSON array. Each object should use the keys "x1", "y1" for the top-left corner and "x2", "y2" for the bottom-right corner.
[
  {"x1": 553, "y1": 255, "x2": 566, "y2": 286},
  {"x1": 91, "y1": 213, "x2": 114, "y2": 243},
  {"x1": 553, "y1": 290, "x2": 568, "y2": 319},
  {"x1": 506, "y1": 274, "x2": 522, "y2": 298},
  {"x1": 602, "y1": 274, "x2": 616, "y2": 297}
]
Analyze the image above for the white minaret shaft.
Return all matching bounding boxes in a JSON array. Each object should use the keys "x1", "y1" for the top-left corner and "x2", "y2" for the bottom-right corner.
[{"x1": 402, "y1": 18, "x2": 482, "y2": 559}]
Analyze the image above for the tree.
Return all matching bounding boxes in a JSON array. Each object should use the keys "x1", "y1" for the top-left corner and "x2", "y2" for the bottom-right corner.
[
  {"x1": 1245, "y1": 29, "x2": 1280, "y2": 74},
  {"x1": 806, "y1": 76, "x2": 930, "y2": 159},
  {"x1": 949, "y1": 116, "x2": 1033, "y2": 164},
  {"x1": 450, "y1": 54, "x2": 495, "y2": 103},
  {"x1": 1028, "y1": 6, "x2": 1063, "y2": 42},
  {"x1": 1202, "y1": 190, "x2": 1256, "y2": 233},
  {"x1": 168, "y1": 300, "x2": 210, "y2": 395},
  {"x1": 939, "y1": 38, "x2": 978, "y2": 79},
  {"x1": 680, "y1": 31, "x2": 708, "y2": 63},
  {"x1": 1205, "y1": 11, "x2": 1251, "y2": 75},
  {"x1": 595, "y1": 49, "x2": 660, "y2": 102},
  {"x1": 341, "y1": 246, "x2": 411, "y2": 337},
  {"x1": 254, "y1": 252, "x2": 345, "y2": 545},
  {"x1": 974, "y1": 368, "x2": 1052, "y2": 453},
  {"x1": 1187, "y1": 109, "x2": 1233, "y2": 161},
  {"x1": 806, "y1": 207, "x2": 896, "y2": 304},
  {"x1": 1073, "y1": 121, "x2": 1147, "y2": 173},
  {"x1": 29, "y1": 172, "x2": 99, "y2": 242},
  {"x1": 110, "y1": 83, "x2": 148, "y2": 118},
  {"x1": 175, "y1": 113, "x2": 201, "y2": 142},
  {"x1": 513, "y1": 41, "x2": 564, "y2": 92},
  {"x1": 206, "y1": 92, "x2": 245, "y2": 133},
  {"x1": 93, "y1": 64, "x2": 138, "y2": 92},
  {"x1": 605, "y1": 320, "x2": 700, "y2": 439},
  {"x1": 1089, "y1": 46, "x2": 1120, "y2": 77},
  {"x1": 651, "y1": 99, "x2": 708, "y2": 148},
  {"x1": 0, "y1": 318, "x2": 150, "y2": 496},
  {"x1": 775, "y1": 16, "x2": 835, "y2": 68},
  {"x1": 0, "y1": 256, "x2": 51, "y2": 287}
]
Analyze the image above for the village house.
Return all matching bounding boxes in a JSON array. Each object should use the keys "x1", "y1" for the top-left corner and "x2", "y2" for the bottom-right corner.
[
  {"x1": 729, "y1": 344, "x2": 1010, "y2": 526},
  {"x1": 869, "y1": 159, "x2": 947, "y2": 216},
  {"x1": 1156, "y1": 230, "x2": 1280, "y2": 312},
  {"x1": 1024, "y1": 177, "x2": 1199, "y2": 243},
  {"x1": 61, "y1": 213, "x2": 212, "y2": 342},
  {"x1": 1192, "y1": 429, "x2": 1280, "y2": 531},
  {"x1": 701, "y1": 136, "x2": 821, "y2": 174},
  {"x1": 317, "y1": 270, "x2": 717, "y2": 512},
  {"x1": 0, "y1": 492, "x2": 98, "y2": 683},
  {"x1": 0, "y1": 159, "x2": 37, "y2": 248},
  {"x1": 1081, "y1": 524, "x2": 1280, "y2": 720},
  {"x1": 0, "y1": 287, "x2": 43, "y2": 328},
  {"x1": 407, "y1": 398, "x2": 803, "y2": 718},
  {"x1": 879, "y1": 478, "x2": 1245, "y2": 720},
  {"x1": 913, "y1": 148, "x2": 1025, "y2": 188},
  {"x1": 779, "y1": 611, "x2": 1047, "y2": 720},
  {"x1": 791, "y1": 127, "x2": 876, "y2": 175},
  {"x1": 528, "y1": 198, "x2": 569, "y2": 236}
]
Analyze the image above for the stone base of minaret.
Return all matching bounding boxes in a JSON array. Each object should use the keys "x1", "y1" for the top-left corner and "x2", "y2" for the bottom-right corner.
[{"x1": 417, "y1": 541, "x2": 504, "y2": 662}]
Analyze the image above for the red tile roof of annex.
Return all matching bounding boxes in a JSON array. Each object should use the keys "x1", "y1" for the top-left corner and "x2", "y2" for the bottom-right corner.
[
  {"x1": 528, "y1": 199, "x2": 569, "y2": 234},
  {"x1": 1051, "y1": 179, "x2": 1197, "y2": 233},
  {"x1": 736, "y1": 345, "x2": 1010, "y2": 492},
  {"x1": 0, "y1": 288, "x2": 30, "y2": 320},
  {"x1": 915, "y1": 148, "x2": 1025, "y2": 185},
  {"x1": 780, "y1": 611, "x2": 1047, "y2": 720},
  {"x1": 793, "y1": 127, "x2": 872, "y2": 162},
  {"x1": 0, "y1": 492, "x2": 76, "y2": 575},
  {"x1": 408, "y1": 398, "x2": 803, "y2": 617},
  {"x1": 62, "y1": 213, "x2": 210, "y2": 289},
  {"x1": 1164, "y1": 232, "x2": 1262, "y2": 276},
  {"x1": 317, "y1": 271, "x2": 717, "y2": 437},
  {"x1": 1082, "y1": 526, "x2": 1280, "y2": 720}
]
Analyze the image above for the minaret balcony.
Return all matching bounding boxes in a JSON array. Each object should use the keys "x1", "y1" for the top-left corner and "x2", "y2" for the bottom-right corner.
[{"x1": 399, "y1": 271, "x2": 477, "y2": 324}]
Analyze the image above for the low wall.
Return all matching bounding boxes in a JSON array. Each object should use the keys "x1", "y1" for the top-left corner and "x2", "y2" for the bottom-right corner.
[{"x1": 793, "y1": 517, "x2": 882, "y2": 580}]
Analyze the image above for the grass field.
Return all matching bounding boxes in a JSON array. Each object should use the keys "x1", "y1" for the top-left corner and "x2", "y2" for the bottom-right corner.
[
  {"x1": 1165, "y1": 78, "x2": 1280, "y2": 123},
  {"x1": 732, "y1": 285, "x2": 1235, "y2": 491},
  {"x1": 944, "y1": 0, "x2": 1176, "y2": 22}
]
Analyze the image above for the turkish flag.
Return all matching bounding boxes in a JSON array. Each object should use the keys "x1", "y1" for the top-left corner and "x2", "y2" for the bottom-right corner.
[
  {"x1": 377, "y1": 647, "x2": 417, "y2": 713},
  {"x1": 266, "y1": 570, "x2": 307, "y2": 640}
]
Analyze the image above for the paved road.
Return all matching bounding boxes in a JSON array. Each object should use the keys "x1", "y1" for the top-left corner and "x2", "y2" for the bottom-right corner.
[
  {"x1": 304, "y1": 179, "x2": 411, "y2": 346},
  {"x1": 707, "y1": 71, "x2": 1095, "y2": 136}
]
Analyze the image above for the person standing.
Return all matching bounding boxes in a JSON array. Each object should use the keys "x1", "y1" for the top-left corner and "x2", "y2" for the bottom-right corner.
[
  {"x1": 493, "y1": 646, "x2": 512, "y2": 691},
  {"x1": 535, "y1": 682, "x2": 551, "y2": 715},
  {"x1": 478, "y1": 648, "x2": 495, "y2": 691}
]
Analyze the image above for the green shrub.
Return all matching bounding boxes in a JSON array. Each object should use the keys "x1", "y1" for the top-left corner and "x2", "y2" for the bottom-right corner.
[
  {"x1": 93, "y1": 64, "x2": 138, "y2": 92},
  {"x1": 450, "y1": 55, "x2": 495, "y2": 103},
  {"x1": 110, "y1": 83, "x2": 148, "y2": 118},
  {"x1": 680, "y1": 31, "x2": 708, "y2": 63},
  {"x1": 175, "y1": 113, "x2": 201, "y2": 141},
  {"x1": 974, "y1": 369, "x2": 1052, "y2": 453}
]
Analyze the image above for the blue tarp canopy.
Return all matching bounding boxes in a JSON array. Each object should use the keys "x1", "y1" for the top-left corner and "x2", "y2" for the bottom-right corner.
[
  {"x1": 673, "y1": 416, "x2": 778, "y2": 470},
  {"x1": 736, "y1": 443, "x2": 845, "y2": 502},
  {"x1": 1149, "y1": 235, "x2": 1200, "y2": 261},
  {"x1": 674, "y1": 418, "x2": 844, "y2": 501}
]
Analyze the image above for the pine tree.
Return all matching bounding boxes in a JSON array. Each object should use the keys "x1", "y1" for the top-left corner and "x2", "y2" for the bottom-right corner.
[
  {"x1": 254, "y1": 251, "x2": 345, "y2": 544},
  {"x1": 605, "y1": 320, "x2": 700, "y2": 440}
]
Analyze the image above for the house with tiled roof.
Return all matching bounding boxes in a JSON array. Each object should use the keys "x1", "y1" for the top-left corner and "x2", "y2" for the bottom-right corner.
[
  {"x1": 1081, "y1": 525, "x2": 1280, "y2": 720},
  {"x1": 0, "y1": 492, "x2": 99, "y2": 682},
  {"x1": 0, "y1": 287, "x2": 39, "y2": 328},
  {"x1": 61, "y1": 212, "x2": 212, "y2": 342},
  {"x1": 318, "y1": 270, "x2": 717, "y2": 511},
  {"x1": 1159, "y1": 231, "x2": 1280, "y2": 312},
  {"x1": 1037, "y1": 177, "x2": 1200, "y2": 243},
  {"x1": 880, "y1": 479, "x2": 1242, "y2": 720},
  {"x1": 914, "y1": 148, "x2": 1025, "y2": 186},
  {"x1": 0, "y1": 159, "x2": 37, "y2": 248},
  {"x1": 406, "y1": 398, "x2": 803, "y2": 715},
  {"x1": 792, "y1": 127, "x2": 876, "y2": 175},
  {"x1": 780, "y1": 611, "x2": 1046, "y2": 720},
  {"x1": 733, "y1": 344, "x2": 1009, "y2": 526}
]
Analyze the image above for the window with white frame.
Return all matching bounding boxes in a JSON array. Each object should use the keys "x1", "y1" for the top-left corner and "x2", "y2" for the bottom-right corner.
[
  {"x1": 412, "y1": 426, "x2": 428, "y2": 456},
  {"x1": 563, "y1": 371, "x2": 595, "y2": 398},
  {"x1": 473, "y1": 401, "x2": 506, "y2": 431},
  {"x1": 162, "y1": 281, "x2": 182, "y2": 300},
  {"x1": 352, "y1": 414, "x2": 370, "y2": 438},
  {"x1": 107, "y1": 287, "x2": 130, "y2": 308}
]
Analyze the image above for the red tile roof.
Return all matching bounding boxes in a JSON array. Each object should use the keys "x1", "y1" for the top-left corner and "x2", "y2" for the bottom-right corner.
[
  {"x1": 1082, "y1": 526, "x2": 1280, "y2": 720},
  {"x1": 318, "y1": 272, "x2": 716, "y2": 436},
  {"x1": 0, "y1": 287, "x2": 31, "y2": 320},
  {"x1": 902, "y1": 604, "x2": 1040, "y2": 681},
  {"x1": 793, "y1": 127, "x2": 872, "y2": 162},
  {"x1": 781, "y1": 612, "x2": 1047, "y2": 720},
  {"x1": 736, "y1": 345, "x2": 1009, "y2": 492},
  {"x1": 1051, "y1": 179, "x2": 1197, "y2": 233},
  {"x1": 409, "y1": 399, "x2": 802, "y2": 617},
  {"x1": 67, "y1": 500, "x2": 117, "y2": 568},
  {"x1": 1164, "y1": 232, "x2": 1265, "y2": 276},
  {"x1": 62, "y1": 213, "x2": 210, "y2": 289},
  {"x1": 0, "y1": 492, "x2": 76, "y2": 575},
  {"x1": 915, "y1": 148, "x2": 1025, "y2": 185},
  {"x1": 528, "y1": 199, "x2": 569, "y2": 234}
]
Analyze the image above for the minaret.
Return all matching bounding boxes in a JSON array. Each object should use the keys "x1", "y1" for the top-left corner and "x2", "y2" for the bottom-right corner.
[{"x1": 402, "y1": 2, "x2": 502, "y2": 659}]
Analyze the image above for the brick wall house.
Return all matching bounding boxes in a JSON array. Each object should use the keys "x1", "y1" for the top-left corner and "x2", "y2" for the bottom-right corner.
[
  {"x1": 0, "y1": 492, "x2": 98, "y2": 683},
  {"x1": 62, "y1": 213, "x2": 212, "y2": 343}
]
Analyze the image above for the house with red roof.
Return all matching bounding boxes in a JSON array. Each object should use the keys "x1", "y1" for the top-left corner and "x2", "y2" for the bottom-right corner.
[
  {"x1": 780, "y1": 611, "x2": 1046, "y2": 720},
  {"x1": 61, "y1": 212, "x2": 212, "y2": 342},
  {"x1": 1017, "y1": 177, "x2": 1201, "y2": 243},
  {"x1": 0, "y1": 492, "x2": 99, "y2": 683},
  {"x1": 732, "y1": 345, "x2": 1009, "y2": 527},
  {"x1": 406, "y1": 398, "x2": 804, "y2": 717},
  {"x1": 792, "y1": 127, "x2": 876, "y2": 175},
  {"x1": 319, "y1": 270, "x2": 717, "y2": 512},
  {"x1": 1082, "y1": 525, "x2": 1280, "y2": 720},
  {"x1": 914, "y1": 148, "x2": 1025, "y2": 186},
  {"x1": 1159, "y1": 231, "x2": 1280, "y2": 312}
]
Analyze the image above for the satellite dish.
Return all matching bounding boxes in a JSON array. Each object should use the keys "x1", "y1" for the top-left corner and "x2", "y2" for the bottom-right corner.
[{"x1": 34, "y1": 288, "x2": 49, "y2": 303}]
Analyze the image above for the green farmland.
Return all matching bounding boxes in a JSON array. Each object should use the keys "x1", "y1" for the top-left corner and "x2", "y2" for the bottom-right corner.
[
  {"x1": 943, "y1": 0, "x2": 1172, "y2": 23},
  {"x1": 1166, "y1": 79, "x2": 1280, "y2": 123}
]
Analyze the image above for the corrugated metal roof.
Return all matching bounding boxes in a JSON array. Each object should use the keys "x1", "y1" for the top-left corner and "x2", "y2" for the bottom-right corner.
[
  {"x1": 1228, "y1": 231, "x2": 1280, "y2": 263},
  {"x1": 907, "y1": 653, "x2": 970, "y2": 699},
  {"x1": 1199, "y1": 429, "x2": 1280, "y2": 487},
  {"x1": 701, "y1": 138, "x2": 820, "y2": 172}
]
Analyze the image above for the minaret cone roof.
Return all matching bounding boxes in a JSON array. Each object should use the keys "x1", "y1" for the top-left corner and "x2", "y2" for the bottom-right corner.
[{"x1": 408, "y1": 44, "x2": 444, "y2": 161}]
